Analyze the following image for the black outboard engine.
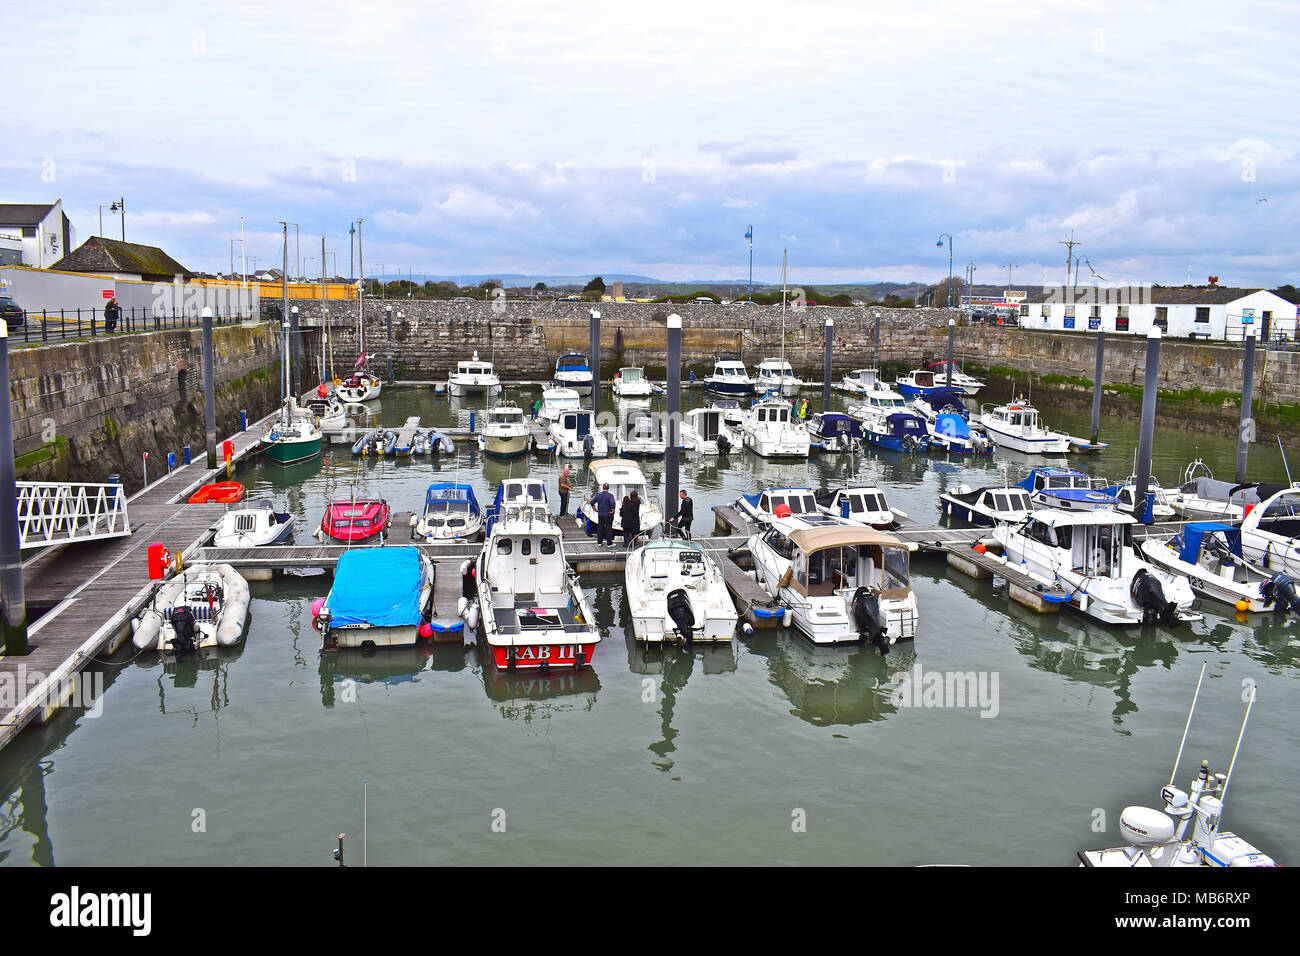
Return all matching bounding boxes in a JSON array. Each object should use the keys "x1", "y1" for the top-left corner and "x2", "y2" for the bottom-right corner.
[
  {"x1": 666, "y1": 588, "x2": 696, "y2": 644},
  {"x1": 582, "y1": 433, "x2": 595, "y2": 458},
  {"x1": 461, "y1": 560, "x2": 477, "y2": 601},
  {"x1": 168, "y1": 605, "x2": 198, "y2": 657},
  {"x1": 850, "y1": 586, "x2": 891, "y2": 655},
  {"x1": 1261, "y1": 573, "x2": 1300, "y2": 616},
  {"x1": 1130, "y1": 568, "x2": 1180, "y2": 626},
  {"x1": 716, "y1": 434, "x2": 732, "y2": 454}
]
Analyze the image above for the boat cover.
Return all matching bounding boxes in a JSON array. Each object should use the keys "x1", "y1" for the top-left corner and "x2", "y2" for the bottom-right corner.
[
  {"x1": 327, "y1": 547, "x2": 426, "y2": 627},
  {"x1": 885, "y1": 413, "x2": 928, "y2": 438},
  {"x1": 921, "y1": 388, "x2": 969, "y2": 415},
  {"x1": 934, "y1": 413, "x2": 972, "y2": 439},
  {"x1": 425, "y1": 483, "x2": 480, "y2": 514},
  {"x1": 1176, "y1": 522, "x2": 1242, "y2": 564}
]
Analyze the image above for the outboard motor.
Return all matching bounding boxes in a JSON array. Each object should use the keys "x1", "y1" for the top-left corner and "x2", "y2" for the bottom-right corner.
[
  {"x1": 716, "y1": 434, "x2": 732, "y2": 454},
  {"x1": 1131, "y1": 568, "x2": 1180, "y2": 626},
  {"x1": 168, "y1": 605, "x2": 198, "y2": 657},
  {"x1": 850, "y1": 586, "x2": 892, "y2": 655},
  {"x1": 582, "y1": 433, "x2": 595, "y2": 458},
  {"x1": 666, "y1": 588, "x2": 696, "y2": 644},
  {"x1": 1261, "y1": 573, "x2": 1300, "y2": 616}
]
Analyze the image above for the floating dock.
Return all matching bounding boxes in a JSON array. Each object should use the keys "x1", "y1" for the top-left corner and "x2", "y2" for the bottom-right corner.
[{"x1": 392, "y1": 416, "x2": 422, "y2": 457}]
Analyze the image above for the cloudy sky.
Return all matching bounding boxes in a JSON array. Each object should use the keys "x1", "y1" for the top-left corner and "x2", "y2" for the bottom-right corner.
[{"x1": 6, "y1": 0, "x2": 1298, "y2": 287}]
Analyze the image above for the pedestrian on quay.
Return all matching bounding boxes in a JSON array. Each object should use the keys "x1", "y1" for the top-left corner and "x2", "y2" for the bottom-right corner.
[
  {"x1": 531, "y1": 398, "x2": 542, "y2": 420},
  {"x1": 558, "y1": 465, "x2": 572, "y2": 517},
  {"x1": 591, "y1": 482, "x2": 616, "y2": 545},
  {"x1": 620, "y1": 494, "x2": 638, "y2": 550},
  {"x1": 668, "y1": 489, "x2": 694, "y2": 539},
  {"x1": 104, "y1": 297, "x2": 121, "y2": 333}
]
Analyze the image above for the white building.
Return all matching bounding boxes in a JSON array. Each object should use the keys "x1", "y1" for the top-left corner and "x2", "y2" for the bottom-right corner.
[
  {"x1": 0, "y1": 201, "x2": 76, "y2": 269},
  {"x1": 1019, "y1": 285, "x2": 1298, "y2": 342}
]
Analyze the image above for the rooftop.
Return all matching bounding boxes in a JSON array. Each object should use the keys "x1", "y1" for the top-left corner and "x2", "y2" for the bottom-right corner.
[{"x1": 51, "y1": 236, "x2": 191, "y2": 279}]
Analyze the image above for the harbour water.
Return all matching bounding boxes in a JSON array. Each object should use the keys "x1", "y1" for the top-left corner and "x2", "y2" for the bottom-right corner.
[{"x1": 1, "y1": 386, "x2": 1295, "y2": 866}]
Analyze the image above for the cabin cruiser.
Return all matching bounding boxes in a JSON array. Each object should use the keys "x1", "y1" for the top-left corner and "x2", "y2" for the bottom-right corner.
[
  {"x1": 806, "y1": 412, "x2": 862, "y2": 453},
  {"x1": 553, "y1": 353, "x2": 594, "y2": 396},
  {"x1": 1104, "y1": 477, "x2": 1177, "y2": 520},
  {"x1": 1138, "y1": 522, "x2": 1276, "y2": 613},
  {"x1": 925, "y1": 361, "x2": 985, "y2": 396},
  {"x1": 991, "y1": 509, "x2": 1199, "y2": 627},
  {"x1": 484, "y1": 477, "x2": 548, "y2": 533},
  {"x1": 939, "y1": 484, "x2": 1034, "y2": 526},
  {"x1": 463, "y1": 500, "x2": 599, "y2": 670},
  {"x1": 624, "y1": 539, "x2": 739, "y2": 643},
  {"x1": 845, "y1": 383, "x2": 910, "y2": 428},
  {"x1": 316, "y1": 498, "x2": 391, "y2": 543},
  {"x1": 549, "y1": 407, "x2": 610, "y2": 458},
  {"x1": 576, "y1": 459, "x2": 663, "y2": 537},
  {"x1": 702, "y1": 357, "x2": 756, "y2": 396},
  {"x1": 1017, "y1": 468, "x2": 1115, "y2": 511},
  {"x1": 735, "y1": 487, "x2": 823, "y2": 526},
  {"x1": 612, "y1": 366, "x2": 653, "y2": 398},
  {"x1": 538, "y1": 386, "x2": 581, "y2": 423},
  {"x1": 447, "y1": 351, "x2": 502, "y2": 397},
  {"x1": 410, "y1": 483, "x2": 483, "y2": 542},
  {"x1": 708, "y1": 399, "x2": 745, "y2": 430},
  {"x1": 838, "y1": 367, "x2": 886, "y2": 397},
  {"x1": 310, "y1": 393, "x2": 348, "y2": 436},
  {"x1": 747, "y1": 517, "x2": 919, "y2": 649},
  {"x1": 741, "y1": 398, "x2": 810, "y2": 458},
  {"x1": 1238, "y1": 484, "x2": 1300, "y2": 575},
  {"x1": 894, "y1": 368, "x2": 943, "y2": 399},
  {"x1": 924, "y1": 412, "x2": 991, "y2": 454},
  {"x1": 1165, "y1": 460, "x2": 1259, "y2": 521},
  {"x1": 977, "y1": 400, "x2": 1071, "y2": 454},
  {"x1": 814, "y1": 486, "x2": 901, "y2": 530},
  {"x1": 212, "y1": 499, "x2": 295, "y2": 548},
  {"x1": 755, "y1": 358, "x2": 803, "y2": 398},
  {"x1": 681, "y1": 407, "x2": 737, "y2": 455},
  {"x1": 479, "y1": 404, "x2": 531, "y2": 458},
  {"x1": 1080, "y1": 673, "x2": 1275, "y2": 867},
  {"x1": 861, "y1": 411, "x2": 930, "y2": 453},
  {"x1": 315, "y1": 547, "x2": 436, "y2": 650},
  {"x1": 131, "y1": 564, "x2": 251, "y2": 654},
  {"x1": 614, "y1": 406, "x2": 667, "y2": 456}
]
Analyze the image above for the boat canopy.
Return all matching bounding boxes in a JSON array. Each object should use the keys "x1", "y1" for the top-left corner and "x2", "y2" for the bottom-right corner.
[
  {"x1": 556, "y1": 353, "x2": 590, "y2": 371},
  {"x1": 424, "y1": 483, "x2": 480, "y2": 514},
  {"x1": 327, "y1": 548, "x2": 426, "y2": 628},
  {"x1": 588, "y1": 458, "x2": 648, "y2": 485},
  {"x1": 885, "y1": 412, "x2": 928, "y2": 437},
  {"x1": 1175, "y1": 522, "x2": 1242, "y2": 564},
  {"x1": 922, "y1": 388, "x2": 969, "y2": 414},
  {"x1": 810, "y1": 412, "x2": 860, "y2": 437}
]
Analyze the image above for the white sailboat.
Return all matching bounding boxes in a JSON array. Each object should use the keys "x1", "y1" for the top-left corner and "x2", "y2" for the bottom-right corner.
[{"x1": 336, "y1": 222, "x2": 382, "y2": 403}]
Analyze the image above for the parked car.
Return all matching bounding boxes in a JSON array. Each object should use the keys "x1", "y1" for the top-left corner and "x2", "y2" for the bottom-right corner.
[{"x1": 0, "y1": 295, "x2": 26, "y2": 327}]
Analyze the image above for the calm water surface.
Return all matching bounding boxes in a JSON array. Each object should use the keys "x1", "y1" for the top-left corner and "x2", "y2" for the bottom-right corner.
[{"x1": 2, "y1": 385, "x2": 1296, "y2": 866}]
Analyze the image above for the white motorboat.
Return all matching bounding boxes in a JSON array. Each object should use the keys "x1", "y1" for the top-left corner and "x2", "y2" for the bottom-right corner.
[
  {"x1": 747, "y1": 517, "x2": 919, "y2": 650},
  {"x1": 708, "y1": 399, "x2": 746, "y2": 430},
  {"x1": 735, "y1": 486, "x2": 822, "y2": 526},
  {"x1": 755, "y1": 358, "x2": 803, "y2": 398},
  {"x1": 1017, "y1": 468, "x2": 1116, "y2": 512},
  {"x1": 538, "y1": 386, "x2": 581, "y2": 423},
  {"x1": 410, "y1": 483, "x2": 483, "y2": 542},
  {"x1": 977, "y1": 400, "x2": 1071, "y2": 454},
  {"x1": 741, "y1": 397, "x2": 810, "y2": 458},
  {"x1": 1165, "y1": 460, "x2": 1259, "y2": 522},
  {"x1": 576, "y1": 458, "x2": 663, "y2": 536},
  {"x1": 548, "y1": 407, "x2": 610, "y2": 458},
  {"x1": 462, "y1": 499, "x2": 599, "y2": 670},
  {"x1": 553, "y1": 353, "x2": 594, "y2": 396},
  {"x1": 132, "y1": 564, "x2": 251, "y2": 654},
  {"x1": 814, "y1": 486, "x2": 902, "y2": 530},
  {"x1": 614, "y1": 405, "x2": 666, "y2": 457},
  {"x1": 925, "y1": 361, "x2": 985, "y2": 396},
  {"x1": 1238, "y1": 483, "x2": 1300, "y2": 574},
  {"x1": 212, "y1": 499, "x2": 295, "y2": 548},
  {"x1": 478, "y1": 404, "x2": 531, "y2": 458},
  {"x1": 845, "y1": 384, "x2": 911, "y2": 428},
  {"x1": 1104, "y1": 477, "x2": 1177, "y2": 520},
  {"x1": 806, "y1": 412, "x2": 862, "y2": 453},
  {"x1": 311, "y1": 394, "x2": 348, "y2": 436},
  {"x1": 1080, "y1": 668, "x2": 1275, "y2": 867},
  {"x1": 612, "y1": 366, "x2": 653, "y2": 398},
  {"x1": 681, "y1": 407, "x2": 738, "y2": 455},
  {"x1": 625, "y1": 539, "x2": 739, "y2": 644},
  {"x1": 447, "y1": 351, "x2": 502, "y2": 397},
  {"x1": 838, "y1": 368, "x2": 886, "y2": 397},
  {"x1": 315, "y1": 546, "x2": 436, "y2": 650},
  {"x1": 1138, "y1": 522, "x2": 1277, "y2": 613},
  {"x1": 939, "y1": 484, "x2": 1033, "y2": 527},
  {"x1": 702, "y1": 357, "x2": 756, "y2": 397},
  {"x1": 991, "y1": 509, "x2": 1200, "y2": 627}
]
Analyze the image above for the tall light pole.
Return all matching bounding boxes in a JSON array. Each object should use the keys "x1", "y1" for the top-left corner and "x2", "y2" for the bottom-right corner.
[
  {"x1": 936, "y1": 234, "x2": 953, "y2": 307},
  {"x1": 1001, "y1": 261, "x2": 1018, "y2": 290},
  {"x1": 110, "y1": 197, "x2": 125, "y2": 241},
  {"x1": 747, "y1": 226, "x2": 755, "y2": 302},
  {"x1": 966, "y1": 259, "x2": 976, "y2": 309}
]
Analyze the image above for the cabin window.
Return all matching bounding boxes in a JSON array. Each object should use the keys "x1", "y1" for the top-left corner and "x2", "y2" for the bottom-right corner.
[
  {"x1": 848, "y1": 496, "x2": 864, "y2": 513},
  {"x1": 521, "y1": 539, "x2": 532, "y2": 556},
  {"x1": 793, "y1": 552, "x2": 808, "y2": 589},
  {"x1": 527, "y1": 483, "x2": 543, "y2": 499},
  {"x1": 1027, "y1": 522, "x2": 1054, "y2": 547},
  {"x1": 760, "y1": 494, "x2": 772, "y2": 513},
  {"x1": 496, "y1": 539, "x2": 513, "y2": 554},
  {"x1": 540, "y1": 538, "x2": 556, "y2": 555},
  {"x1": 883, "y1": 548, "x2": 909, "y2": 590},
  {"x1": 992, "y1": 494, "x2": 1008, "y2": 512},
  {"x1": 236, "y1": 514, "x2": 256, "y2": 532}
]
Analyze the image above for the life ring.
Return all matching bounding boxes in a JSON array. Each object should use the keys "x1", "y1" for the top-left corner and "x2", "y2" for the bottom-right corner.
[{"x1": 334, "y1": 377, "x2": 343, "y2": 387}]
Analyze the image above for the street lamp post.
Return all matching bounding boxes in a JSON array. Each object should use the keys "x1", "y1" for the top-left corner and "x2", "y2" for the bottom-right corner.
[
  {"x1": 745, "y1": 225, "x2": 753, "y2": 303},
  {"x1": 936, "y1": 234, "x2": 953, "y2": 308},
  {"x1": 1001, "y1": 261, "x2": 1018, "y2": 290}
]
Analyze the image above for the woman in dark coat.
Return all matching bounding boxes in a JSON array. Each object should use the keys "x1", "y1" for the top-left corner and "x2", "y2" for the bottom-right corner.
[{"x1": 619, "y1": 495, "x2": 638, "y2": 549}]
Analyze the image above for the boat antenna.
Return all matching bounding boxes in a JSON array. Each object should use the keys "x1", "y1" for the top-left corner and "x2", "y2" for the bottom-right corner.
[
  {"x1": 1168, "y1": 662, "x2": 1207, "y2": 787},
  {"x1": 1277, "y1": 436, "x2": 1293, "y2": 486},
  {"x1": 1220, "y1": 682, "x2": 1256, "y2": 810}
]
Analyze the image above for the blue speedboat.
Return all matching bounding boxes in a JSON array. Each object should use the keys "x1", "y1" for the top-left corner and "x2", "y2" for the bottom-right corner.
[
  {"x1": 1017, "y1": 468, "x2": 1116, "y2": 512},
  {"x1": 863, "y1": 411, "x2": 930, "y2": 453},
  {"x1": 807, "y1": 412, "x2": 862, "y2": 452},
  {"x1": 703, "y1": 357, "x2": 756, "y2": 396},
  {"x1": 927, "y1": 413, "x2": 992, "y2": 455},
  {"x1": 894, "y1": 369, "x2": 943, "y2": 399}
]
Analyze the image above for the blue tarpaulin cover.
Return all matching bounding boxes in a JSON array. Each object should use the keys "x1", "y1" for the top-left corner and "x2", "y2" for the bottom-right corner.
[
  {"x1": 1176, "y1": 522, "x2": 1241, "y2": 565},
  {"x1": 327, "y1": 547, "x2": 426, "y2": 627},
  {"x1": 935, "y1": 413, "x2": 972, "y2": 439}
]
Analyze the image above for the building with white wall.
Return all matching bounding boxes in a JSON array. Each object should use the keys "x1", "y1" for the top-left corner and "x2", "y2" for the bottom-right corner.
[
  {"x1": 1019, "y1": 285, "x2": 1298, "y2": 341},
  {"x1": 0, "y1": 201, "x2": 76, "y2": 268}
]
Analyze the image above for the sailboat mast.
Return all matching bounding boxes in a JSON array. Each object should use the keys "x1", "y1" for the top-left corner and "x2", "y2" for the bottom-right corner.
[
  {"x1": 321, "y1": 235, "x2": 328, "y2": 384},
  {"x1": 280, "y1": 221, "x2": 289, "y2": 422},
  {"x1": 781, "y1": 249, "x2": 788, "y2": 371},
  {"x1": 356, "y1": 219, "x2": 365, "y2": 365}
]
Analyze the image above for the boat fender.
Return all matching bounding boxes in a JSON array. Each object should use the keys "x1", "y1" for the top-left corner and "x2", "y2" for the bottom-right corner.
[
  {"x1": 741, "y1": 622, "x2": 754, "y2": 635},
  {"x1": 778, "y1": 567, "x2": 793, "y2": 589},
  {"x1": 781, "y1": 607, "x2": 793, "y2": 628}
]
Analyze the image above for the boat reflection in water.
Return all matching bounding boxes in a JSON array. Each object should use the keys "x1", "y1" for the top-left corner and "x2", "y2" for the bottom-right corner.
[
  {"x1": 480, "y1": 662, "x2": 601, "y2": 722},
  {"x1": 745, "y1": 629, "x2": 902, "y2": 727},
  {"x1": 317, "y1": 642, "x2": 469, "y2": 707},
  {"x1": 133, "y1": 642, "x2": 247, "y2": 717}
]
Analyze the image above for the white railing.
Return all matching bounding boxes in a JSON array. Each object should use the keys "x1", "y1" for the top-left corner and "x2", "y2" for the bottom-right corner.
[{"x1": 16, "y1": 481, "x2": 131, "y2": 549}]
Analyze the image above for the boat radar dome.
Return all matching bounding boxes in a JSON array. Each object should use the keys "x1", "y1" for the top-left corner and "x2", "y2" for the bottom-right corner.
[{"x1": 1118, "y1": 806, "x2": 1177, "y2": 847}]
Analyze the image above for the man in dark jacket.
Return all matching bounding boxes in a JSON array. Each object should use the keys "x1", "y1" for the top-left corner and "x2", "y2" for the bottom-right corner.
[
  {"x1": 590, "y1": 482, "x2": 616, "y2": 545},
  {"x1": 104, "y1": 297, "x2": 121, "y2": 332},
  {"x1": 669, "y1": 490, "x2": 694, "y2": 539},
  {"x1": 619, "y1": 495, "x2": 639, "y2": 549}
]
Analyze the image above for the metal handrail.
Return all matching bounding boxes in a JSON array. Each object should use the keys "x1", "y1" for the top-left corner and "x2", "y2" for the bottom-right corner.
[{"x1": 15, "y1": 481, "x2": 131, "y2": 549}]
